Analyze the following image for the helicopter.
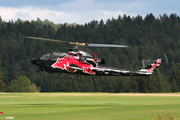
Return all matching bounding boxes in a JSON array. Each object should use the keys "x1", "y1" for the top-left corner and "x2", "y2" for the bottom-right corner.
[{"x1": 28, "y1": 37, "x2": 165, "y2": 79}]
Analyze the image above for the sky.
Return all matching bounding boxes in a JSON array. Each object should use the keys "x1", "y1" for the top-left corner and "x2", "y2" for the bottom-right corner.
[{"x1": 0, "y1": 0, "x2": 179, "y2": 24}]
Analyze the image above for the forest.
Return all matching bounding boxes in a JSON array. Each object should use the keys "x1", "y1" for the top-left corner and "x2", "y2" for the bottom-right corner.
[{"x1": 0, "y1": 13, "x2": 180, "y2": 93}]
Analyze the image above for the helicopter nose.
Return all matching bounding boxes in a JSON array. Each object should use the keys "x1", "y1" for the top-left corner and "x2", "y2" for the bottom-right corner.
[{"x1": 31, "y1": 58, "x2": 37, "y2": 65}]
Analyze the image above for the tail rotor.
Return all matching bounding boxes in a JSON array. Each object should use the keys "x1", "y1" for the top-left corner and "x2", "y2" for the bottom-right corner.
[
  {"x1": 142, "y1": 59, "x2": 151, "y2": 68},
  {"x1": 163, "y1": 53, "x2": 168, "y2": 64}
]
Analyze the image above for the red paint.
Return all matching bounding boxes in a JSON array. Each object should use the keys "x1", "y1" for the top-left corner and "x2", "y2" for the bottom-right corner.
[
  {"x1": 51, "y1": 55, "x2": 98, "y2": 75},
  {"x1": 148, "y1": 59, "x2": 162, "y2": 72},
  {"x1": 94, "y1": 54, "x2": 97, "y2": 57},
  {"x1": 68, "y1": 51, "x2": 76, "y2": 55},
  {"x1": 0, "y1": 111, "x2": 3, "y2": 114}
]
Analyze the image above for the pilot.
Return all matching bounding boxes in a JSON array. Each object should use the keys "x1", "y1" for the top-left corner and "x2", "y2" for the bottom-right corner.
[{"x1": 45, "y1": 54, "x2": 50, "y2": 60}]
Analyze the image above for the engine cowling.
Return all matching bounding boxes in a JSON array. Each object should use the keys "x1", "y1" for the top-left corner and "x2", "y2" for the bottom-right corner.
[{"x1": 97, "y1": 59, "x2": 105, "y2": 64}]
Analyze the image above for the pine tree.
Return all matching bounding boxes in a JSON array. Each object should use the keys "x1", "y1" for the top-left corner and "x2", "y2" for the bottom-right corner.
[
  {"x1": 170, "y1": 63, "x2": 180, "y2": 91},
  {"x1": 0, "y1": 61, "x2": 6, "y2": 92}
]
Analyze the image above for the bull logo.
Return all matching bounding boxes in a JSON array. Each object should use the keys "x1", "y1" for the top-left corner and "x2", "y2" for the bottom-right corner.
[
  {"x1": 51, "y1": 57, "x2": 96, "y2": 75},
  {"x1": 51, "y1": 58, "x2": 77, "y2": 73}
]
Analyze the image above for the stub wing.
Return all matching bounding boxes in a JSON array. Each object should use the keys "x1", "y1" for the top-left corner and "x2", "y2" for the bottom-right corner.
[{"x1": 93, "y1": 58, "x2": 163, "y2": 76}]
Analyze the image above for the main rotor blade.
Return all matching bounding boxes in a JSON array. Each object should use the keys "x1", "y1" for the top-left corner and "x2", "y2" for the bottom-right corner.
[
  {"x1": 26, "y1": 37, "x2": 70, "y2": 44},
  {"x1": 27, "y1": 36, "x2": 128, "y2": 48},
  {"x1": 86, "y1": 43, "x2": 128, "y2": 47},
  {"x1": 27, "y1": 37, "x2": 87, "y2": 46}
]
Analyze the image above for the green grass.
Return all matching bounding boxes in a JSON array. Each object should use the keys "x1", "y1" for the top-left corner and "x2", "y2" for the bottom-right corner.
[{"x1": 0, "y1": 93, "x2": 180, "y2": 120}]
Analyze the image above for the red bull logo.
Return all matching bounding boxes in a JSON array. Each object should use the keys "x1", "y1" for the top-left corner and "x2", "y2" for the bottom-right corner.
[
  {"x1": 51, "y1": 56, "x2": 96, "y2": 75},
  {"x1": 51, "y1": 58, "x2": 66, "y2": 69},
  {"x1": 51, "y1": 57, "x2": 77, "y2": 73}
]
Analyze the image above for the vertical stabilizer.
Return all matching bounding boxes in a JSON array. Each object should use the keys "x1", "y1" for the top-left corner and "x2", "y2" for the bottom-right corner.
[{"x1": 139, "y1": 58, "x2": 162, "y2": 74}]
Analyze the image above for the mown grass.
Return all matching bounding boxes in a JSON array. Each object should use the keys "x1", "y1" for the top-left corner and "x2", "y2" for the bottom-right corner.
[{"x1": 0, "y1": 93, "x2": 180, "y2": 120}]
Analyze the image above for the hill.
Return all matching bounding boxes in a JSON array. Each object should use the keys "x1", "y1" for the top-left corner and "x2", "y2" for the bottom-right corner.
[{"x1": 0, "y1": 13, "x2": 180, "y2": 92}]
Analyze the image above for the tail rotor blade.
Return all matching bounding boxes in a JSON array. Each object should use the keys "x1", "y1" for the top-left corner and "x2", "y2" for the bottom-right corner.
[
  {"x1": 142, "y1": 59, "x2": 151, "y2": 68},
  {"x1": 163, "y1": 53, "x2": 168, "y2": 63}
]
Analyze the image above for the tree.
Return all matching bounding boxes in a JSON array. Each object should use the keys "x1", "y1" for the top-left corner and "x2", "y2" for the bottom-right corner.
[
  {"x1": 170, "y1": 63, "x2": 180, "y2": 91},
  {"x1": 145, "y1": 69, "x2": 170, "y2": 93},
  {"x1": 153, "y1": 69, "x2": 168, "y2": 92},
  {"x1": 124, "y1": 77, "x2": 139, "y2": 93},
  {"x1": 0, "y1": 61, "x2": 6, "y2": 92},
  {"x1": 7, "y1": 75, "x2": 34, "y2": 92},
  {"x1": 171, "y1": 79, "x2": 178, "y2": 92}
]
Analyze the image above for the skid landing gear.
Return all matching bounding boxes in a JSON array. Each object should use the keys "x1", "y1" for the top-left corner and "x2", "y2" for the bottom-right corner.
[{"x1": 49, "y1": 72, "x2": 81, "y2": 80}]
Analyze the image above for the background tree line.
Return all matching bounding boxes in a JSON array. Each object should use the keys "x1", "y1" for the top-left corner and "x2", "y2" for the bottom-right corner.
[{"x1": 0, "y1": 13, "x2": 180, "y2": 92}]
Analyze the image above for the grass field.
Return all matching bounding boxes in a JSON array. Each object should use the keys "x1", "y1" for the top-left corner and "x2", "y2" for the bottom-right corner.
[{"x1": 0, "y1": 93, "x2": 180, "y2": 120}]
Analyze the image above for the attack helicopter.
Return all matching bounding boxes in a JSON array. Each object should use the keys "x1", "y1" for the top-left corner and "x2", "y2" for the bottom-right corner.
[{"x1": 28, "y1": 37, "x2": 164, "y2": 79}]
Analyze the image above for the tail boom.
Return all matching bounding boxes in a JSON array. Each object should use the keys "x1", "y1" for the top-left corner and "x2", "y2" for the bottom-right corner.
[{"x1": 93, "y1": 58, "x2": 163, "y2": 76}]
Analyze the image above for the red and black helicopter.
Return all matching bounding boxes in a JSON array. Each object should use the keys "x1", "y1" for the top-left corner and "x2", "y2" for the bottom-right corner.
[{"x1": 28, "y1": 37, "x2": 165, "y2": 79}]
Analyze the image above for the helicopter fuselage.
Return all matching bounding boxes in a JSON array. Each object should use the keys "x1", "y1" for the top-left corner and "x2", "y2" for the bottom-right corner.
[
  {"x1": 31, "y1": 49, "x2": 163, "y2": 78},
  {"x1": 31, "y1": 49, "x2": 104, "y2": 76}
]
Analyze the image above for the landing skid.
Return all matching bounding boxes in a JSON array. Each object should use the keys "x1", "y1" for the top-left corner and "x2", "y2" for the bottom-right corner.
[{"x1": 49, "y1": 72, "x2": 81, "y2": 80}]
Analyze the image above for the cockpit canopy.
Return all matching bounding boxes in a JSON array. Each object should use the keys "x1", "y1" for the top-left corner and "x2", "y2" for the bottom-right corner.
[
  {"x1": 39, "y1": 50, "x2": 92, "y2": 61},
  {"x1": 40, "y1": 53, "x2": 51, "y2": 60},
  {"x1": 40, "y1": 52, "x2": 67, "y2": 60}
]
